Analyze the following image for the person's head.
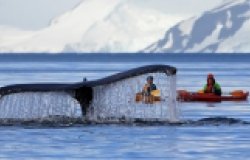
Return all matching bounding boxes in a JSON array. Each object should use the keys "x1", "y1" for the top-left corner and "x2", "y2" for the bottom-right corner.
[
  {"x1": 147, "y1": 76, "x2": 154, "y2": 84},
  {"x1": 207, "y1": 73, "x2": 215, "y2": 85}
]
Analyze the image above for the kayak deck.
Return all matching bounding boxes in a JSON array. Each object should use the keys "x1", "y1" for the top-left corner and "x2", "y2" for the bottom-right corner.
[
  {"x1": 177, "y1": 90, "x2": 249, "y2": 102},
  {"x1": 135, "y1": 93, "x2": 161, "y2": 104}
]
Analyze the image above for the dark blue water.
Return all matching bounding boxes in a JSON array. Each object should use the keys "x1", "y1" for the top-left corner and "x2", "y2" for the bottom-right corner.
[{"x1": 0, "y1": 54, "x2": 250, "y2": 159}]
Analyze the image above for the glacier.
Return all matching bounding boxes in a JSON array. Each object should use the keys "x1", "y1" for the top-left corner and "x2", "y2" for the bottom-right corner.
[
  {"x1": 0, "y1": 0, "x2": 184, "y2": 53},
  {"x1": 0, "y1": 0, "x2": 245, "y2": 53},
  {"x1": 143, "y1": 0, "x2": 250, "y2": 53}
]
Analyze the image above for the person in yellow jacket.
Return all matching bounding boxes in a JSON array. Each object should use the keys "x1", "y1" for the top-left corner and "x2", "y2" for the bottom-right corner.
[
  {"x1": 136, "y1": 76, "x2": 159, "y2": 103},
  {"x1": 142, "y1": 76, "x2": 157, "y2": 96}
]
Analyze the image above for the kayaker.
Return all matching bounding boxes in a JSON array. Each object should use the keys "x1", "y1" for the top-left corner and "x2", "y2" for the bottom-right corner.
[
  {"x1": 135, "y1": 76, "x2": 160, "y2": 103},
  {"x1": 203, "y1": 73, "x2": 222, "y2": 96},
  {"x1": 142, "y1": 76, "x2": 157, "y2": 96}
]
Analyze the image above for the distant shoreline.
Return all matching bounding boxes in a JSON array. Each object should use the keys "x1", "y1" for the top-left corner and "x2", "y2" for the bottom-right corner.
[{"x1": 0, "y1": 53, "x2": 250, "y2": 62}]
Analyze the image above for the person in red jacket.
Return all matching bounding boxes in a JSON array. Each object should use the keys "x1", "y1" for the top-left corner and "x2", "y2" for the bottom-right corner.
[{"x1": 203, "y1": 73, "x2": 222, "y2": 96}]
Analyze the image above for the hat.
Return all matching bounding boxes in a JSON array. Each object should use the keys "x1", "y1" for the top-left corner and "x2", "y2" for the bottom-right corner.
[
  {"x1": 207, "y1": 73, "x2": 214, "y2": 79},
  {"x1": 147, "y1": 76, "x2": 153, "y2": 81}
]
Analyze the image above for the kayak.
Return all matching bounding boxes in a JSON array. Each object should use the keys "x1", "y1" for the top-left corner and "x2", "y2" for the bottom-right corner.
[
  {"x1": 135, "y1": 90, "x2": 161, "y2": 104},
  {"x1": 177, "y1": 90, "x2": 249, "y2": 102}
]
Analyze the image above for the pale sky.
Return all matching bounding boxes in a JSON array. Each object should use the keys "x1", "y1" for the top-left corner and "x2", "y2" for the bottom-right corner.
[
  {"x1": 130, "y1": 0, "x2": 223, "y2": 14},
  {"x1": 0, "y1": 0, "x2": 82, "y2": 30},
  {"x1": 0, "y1": 0, "x2": 223, "y2": 30}
]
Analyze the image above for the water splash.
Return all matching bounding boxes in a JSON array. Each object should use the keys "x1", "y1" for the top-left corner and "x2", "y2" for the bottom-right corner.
[
  {"x1": 167, "y1": 75, "x2": 179, "y2": 122},
  {"x1": 0, "y1": 73, "x2": 179, "y2": 123},
  {"x1": 0, "y1": 92, "x2": 81, "y2": 119},
  {"x1": 88, "y1": 73, "x2": 179, "y2": 122}
]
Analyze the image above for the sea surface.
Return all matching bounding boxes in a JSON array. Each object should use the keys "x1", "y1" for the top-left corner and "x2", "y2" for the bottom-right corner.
[{"x1": 0, "y1": 53, "x2": 250, "y2": 159}]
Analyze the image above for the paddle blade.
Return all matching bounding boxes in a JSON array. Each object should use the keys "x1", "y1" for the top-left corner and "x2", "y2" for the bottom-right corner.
[
  {"x1": 230, "y1": 90, "x2": 244, "y2": 96},
  {"x1": 151, "y1": 90, "x2": 160, "y2": 96},
  {"x1": 197, "y1": 90, "x2": 204, "y2": 93}
]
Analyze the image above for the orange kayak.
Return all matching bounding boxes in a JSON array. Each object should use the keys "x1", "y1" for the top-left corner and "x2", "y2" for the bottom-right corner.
[{"x1": 177, "y1": 90, "x2": 249, "y2": 102}]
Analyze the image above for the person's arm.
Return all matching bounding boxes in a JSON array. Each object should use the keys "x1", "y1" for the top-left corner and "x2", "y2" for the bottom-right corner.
[
  {"x1": 203, "y1": 84, "x2": 207, "y2": 92},
  {"x1": 142, "y1": 84, "x2": 146, "y2": 92},
  {"x1": 214, "y1": 83, "x2": 221, "y2": 91},
  {"x1": 152, "y1": 84, "x2": 157, "y2": 90},
  {"x1": 142, "y1": 84, "x2": 149, "y2": 93},
  {"x1": 214, "y1": 83, "x2": 222, "y2": 95}
]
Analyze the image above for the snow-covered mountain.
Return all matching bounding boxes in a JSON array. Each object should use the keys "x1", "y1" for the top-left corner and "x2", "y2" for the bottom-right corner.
[
  {"x1": 0, "y1": 0, "x2": 183, "y2": 53},
  {"x1": 0, "y1": 0, "x2": 122, "y2": 52},
  {"x1": 143, "y1": 0, "x2": 250, "y2": 53},
  {"x1": 63, "y1": 2, "x2": 182, "y2": 53}
]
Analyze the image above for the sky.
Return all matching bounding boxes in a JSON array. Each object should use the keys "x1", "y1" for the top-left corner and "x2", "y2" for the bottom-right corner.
[
  {"x1": 0, "y1": 0, "x2": 82, "y2": 30},
  {"x1": 131, "y1": 0, "x2": 223, "y2": 14},
  {"x1": 0, "y1": 0, "x2": 223, "y2": 30}
]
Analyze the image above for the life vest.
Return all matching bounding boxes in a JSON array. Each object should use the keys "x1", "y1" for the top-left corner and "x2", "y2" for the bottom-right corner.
[
  {"x1": 204, "y1": 82, "x2": 222, "y2": 95},
  {"x1": 205, "y1": 84, "x2": 215, "y2": 93},
  {"x1": 143, "y1": 83, "x2": 157, "y2": 96},
  {"x1": 204, "y1": 74, "x2": 222, "y2": 96}
]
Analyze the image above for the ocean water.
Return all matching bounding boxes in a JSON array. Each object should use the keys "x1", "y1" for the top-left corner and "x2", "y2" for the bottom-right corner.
[{"x1": 0, "y1": 54, "x2": 250, "y2": 159}]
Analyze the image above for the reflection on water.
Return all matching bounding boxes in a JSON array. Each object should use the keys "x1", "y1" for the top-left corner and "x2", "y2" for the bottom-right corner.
[{"x1": 1, "y1": 125, "x2": 250, "y2": 159}]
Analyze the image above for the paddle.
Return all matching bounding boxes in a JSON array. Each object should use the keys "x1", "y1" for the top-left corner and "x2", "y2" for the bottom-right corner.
[
  {"x1": 230, "y1": 90, "x2": 244, "y2": 96},
  {"x1": 151, "y1": 90, "x2": 160, "y2": 97}
]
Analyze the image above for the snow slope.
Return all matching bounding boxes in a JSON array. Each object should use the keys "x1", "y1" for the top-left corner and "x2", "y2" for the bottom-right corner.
[
  {"x1": 0, "y1": 0, "x2": 183, "y2": 53},
  {"x1": 0, "y1": 0, "x2": 122, "y2": 52},
  {"x1": 64, "y1": 2, "x2": 182, "y2": 53},
  {"x1": 143, "y1": 0, "x2": 250, "y2": 53}
]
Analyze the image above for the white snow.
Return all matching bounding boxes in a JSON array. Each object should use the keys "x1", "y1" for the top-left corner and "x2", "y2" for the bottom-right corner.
[
  {"x1": 217, "y1": 18, "x2": 250, "y2": 52},
  {"x1": 0, "y1": 26, "x2": 34, "y2": 47},
  {"x1": 144, "y1": 0, "x2": 250, "y2": 53},
  {"x1": 178, "y1": 17, "x2": 196, "y2": 36},
  {"x1": 0, "y1": 0, "x2": 222, "y2": 53},
  {"x1": 225, "y1": 11, "x2": 233, "y2": 28},
  {"x1": 162, "y1": 33, "x2": 174, "y2": 50},
  {"x1": 211, "y1": 0, "x2": 246, "y2": 13},
  {"x1": 0, "y1": 0, "x2": 184, "y2": 53},
  {"x1": 1, "y1": 0, "x2": 249, "y2": 53},
  {"x1": 68, "y1": 3, "x2": 183, "y2": 53},
  {"x1": 187, "y1": 23, "x2": 223, "y2": 52},
  {"x1": 0, "y1": 0, "x2": 122, "y2": 52}
]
